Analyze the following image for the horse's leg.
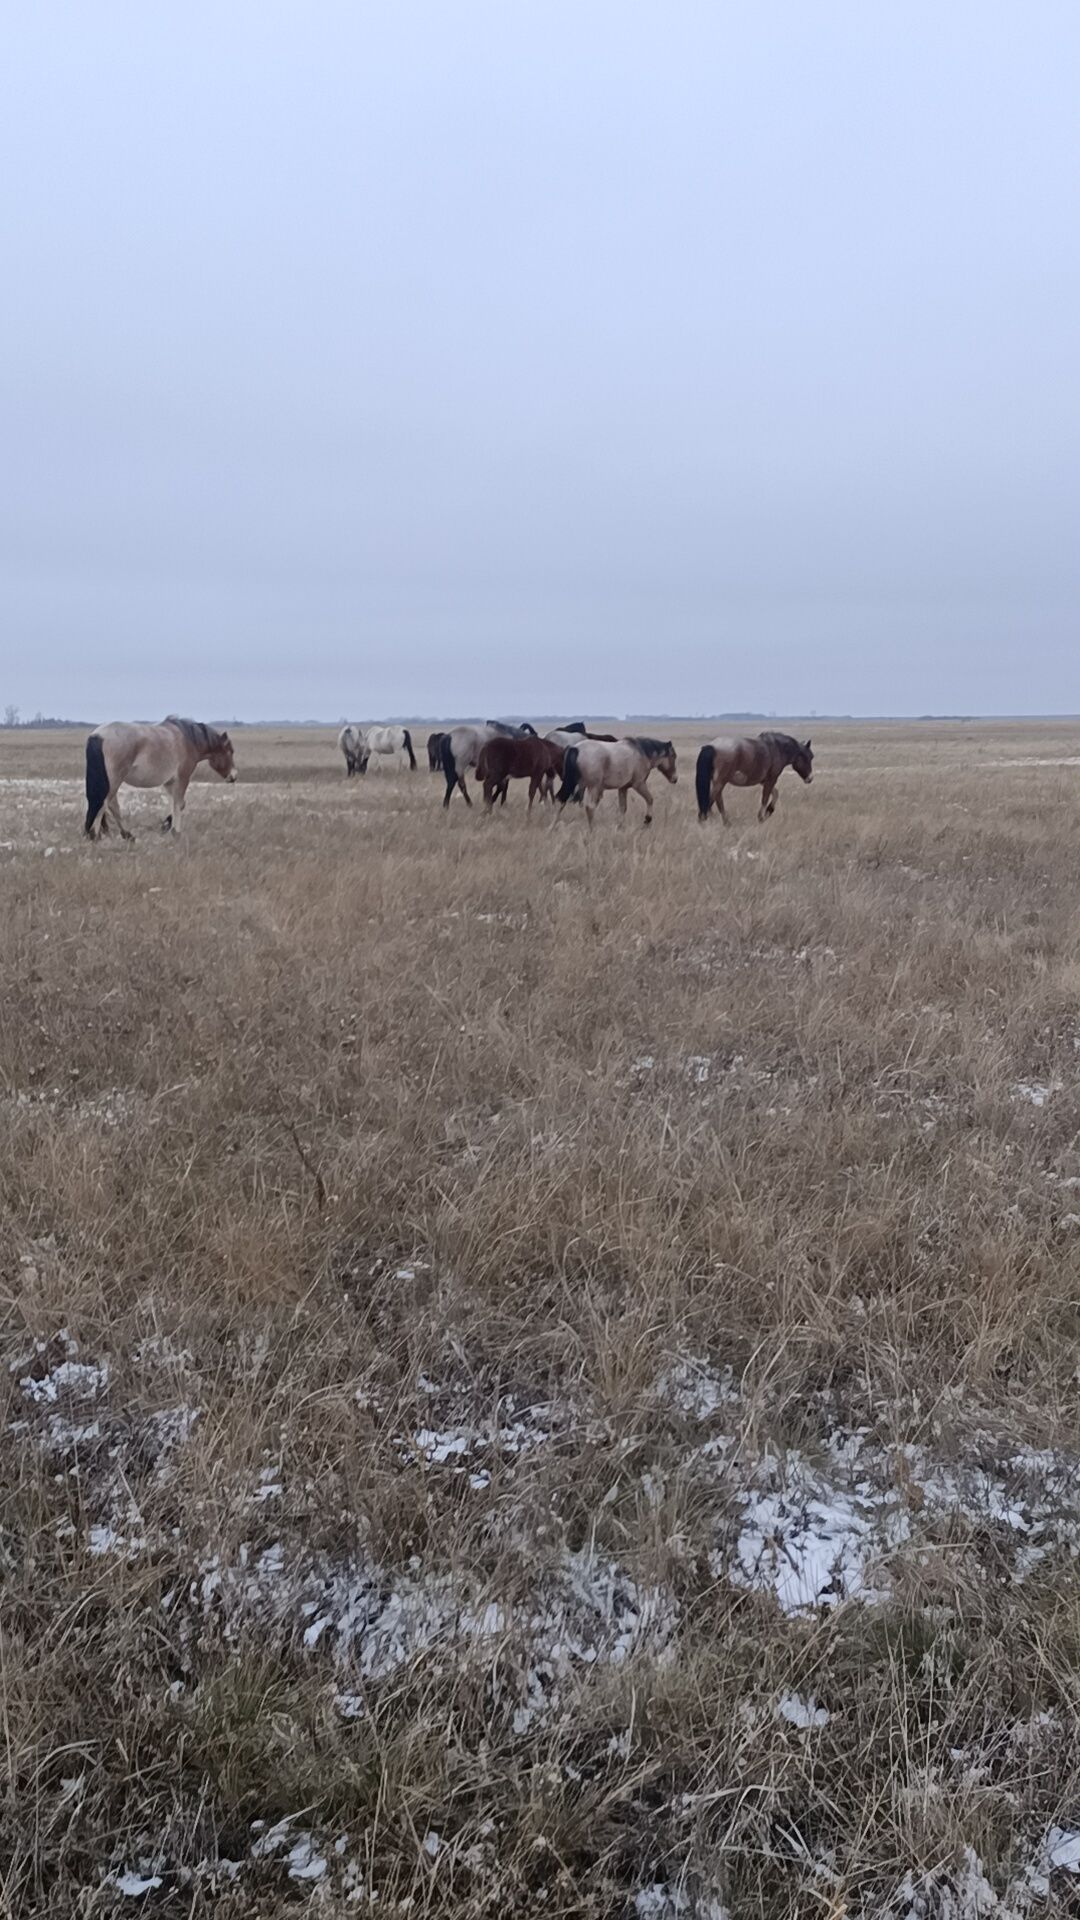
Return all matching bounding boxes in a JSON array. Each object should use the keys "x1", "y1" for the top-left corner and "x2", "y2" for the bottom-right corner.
[
  {"x1": 716, "y1": 783, "x2": 729, "y2": 826},
  {"x1": 634, "y1": 776, "x2": 654, "y2": 826},
  {"x1": 457, "y1": 771, "x2": 473, "y2": 806},
  {"x1": 617, "y1": 787, "x2": 628, "y2": 822},
  {"x1": 584, "y1": 783, "x2": 599, "y2": 828},
  {"x1": 106, "y1": 790, "x2": 134, "y2": 842},
  {"x1": 759, "y1": 777, "x2": 778, "y2": 822}
]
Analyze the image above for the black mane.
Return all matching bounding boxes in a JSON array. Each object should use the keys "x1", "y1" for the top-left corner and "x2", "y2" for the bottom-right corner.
[
  {"x1": 627, "y1": 735, "x2": 673, "y2": 758},
  {"x1": 165, "y1": 715, "x2": 220, "y2": 751}
]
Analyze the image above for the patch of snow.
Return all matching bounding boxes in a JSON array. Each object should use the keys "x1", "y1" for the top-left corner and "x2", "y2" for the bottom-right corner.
[
  {"x1": 1012, "y1": 1080, "x2": 1060, "y2": 1108},
  {"x1": 106, "y1": 1869, "x2": 163, "y2": 1897},
  {"x1": 251, "y1": 1818, "x2": 327, "y2": 1882},
  {"x1": 653, "y1": 1358, "x2": 738, "y2": 1421},
  {"x1": 776, "y1": 1691, "x2": 829, "y2": 1728},
  {"x1": 187, "y1": 1541, "x2": 674, "y2": 1732},
  {"x1": 19, "y1": 1345, "x2": 110, "y2": 1405},
  {"x1": 721, "y1": 1426, "x2": 1080, "y2": 1615},
  {"x1": 422, "y1": 1830, "x2": 441, "y2": 1858}
]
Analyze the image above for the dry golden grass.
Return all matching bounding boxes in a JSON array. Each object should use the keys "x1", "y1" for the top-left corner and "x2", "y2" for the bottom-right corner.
[{"x1": 5, "y1": 719, "x2": 1080, "y2": 1916}]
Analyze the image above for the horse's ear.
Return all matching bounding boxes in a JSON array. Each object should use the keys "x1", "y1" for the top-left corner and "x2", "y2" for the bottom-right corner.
[
  {"x1": 804, "y1": 738, "x2": 812, "y2": 751},
  {"x1": 221, "y1": 731, "x2": 232, "y2": 747}
]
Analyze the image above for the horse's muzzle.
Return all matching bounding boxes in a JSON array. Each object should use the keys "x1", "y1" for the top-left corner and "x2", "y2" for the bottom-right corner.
[{"x1": 228, "y1": 771, "x2": 238, "y2": 782}]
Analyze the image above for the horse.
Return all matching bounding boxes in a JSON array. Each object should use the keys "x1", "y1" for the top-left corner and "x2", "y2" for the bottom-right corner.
[
  {"x1": 556, "y1": 736, "x2": 677, "y2": 827},
  {"x1": 440, "y1": 722, "x2": 542, "y2": 806},
  {"x1": 84, "y1": 716, "x2": 236, "y2": 840},
  {"x1": 695, "y1": 732, "x2": 813, "y2": 824},
  {"x1": 345, "y1": 724, "x2": 416, "y2": 774},
  {"x1": 546, "y1": 726, "x2": 619, "y2": 749},
  {"x1": 338, "y1": 725, "x2": 365, "y2": 776},
  {"x1": 427, "y1": 730, "x2": 447, "y2": 771},
  {"x1": 440, "y1": 724, "x2": 499, "y2": 807},
  {"x1": 475, "y1": 735, "x2": 564, "y2": 810}
]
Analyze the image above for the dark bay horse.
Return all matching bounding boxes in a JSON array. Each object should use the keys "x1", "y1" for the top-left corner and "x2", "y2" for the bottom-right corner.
[
  {"x1": 427, "y1": 730, "x2": 447, "y2": 771},
  {"x1": 85, "y1": 717, "x2": 236, "y2": 839},
  {"x1": 695, "y1": 732, "x2": 813, "y2": 824},
  {"x1": 475, "y1": 735, "x2": 564, "y2": 810},
  {"x1": 441, "y1": 723, "x2": 536, "y2": 807}
]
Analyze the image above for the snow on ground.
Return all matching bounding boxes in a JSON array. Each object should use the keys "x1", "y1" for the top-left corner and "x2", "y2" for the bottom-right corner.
[
  {"x1": 181, "y1": 1538, "x2": 676, "y2": 1735},
  {"x1": 718, "y1": 1423, "x2": 1080, "y2": 1615}
]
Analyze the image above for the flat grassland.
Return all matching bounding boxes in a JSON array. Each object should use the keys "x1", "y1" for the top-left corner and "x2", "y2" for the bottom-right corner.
[{"x1": 5, "y1": 721, "x2": 1080, "y2": 1918}]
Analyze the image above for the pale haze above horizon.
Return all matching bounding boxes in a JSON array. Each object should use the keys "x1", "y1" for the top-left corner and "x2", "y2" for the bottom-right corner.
[{"x1": 2, "y1": 3, "x2": 1078, "y2": 723}]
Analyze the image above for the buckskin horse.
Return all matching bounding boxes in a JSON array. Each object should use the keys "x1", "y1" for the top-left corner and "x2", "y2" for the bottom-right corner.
[{"x1": 695, "y1": 732, "x2": 813, "y2": 824}]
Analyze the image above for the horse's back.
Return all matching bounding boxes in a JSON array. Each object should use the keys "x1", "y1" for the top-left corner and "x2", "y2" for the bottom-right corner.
[
  {"x1": 92, "y1": 720, "x2": 184, "y2": 788},
  {"x1": 708, "y1": 735, "x2": 766, "y2": 782}
]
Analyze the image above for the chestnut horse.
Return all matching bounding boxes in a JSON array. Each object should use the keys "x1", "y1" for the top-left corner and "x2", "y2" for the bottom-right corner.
[
  {"x1": 475, "y1": 735, "x2": 565, "y2": 810},
  {"x1": 84, "y1": 716, "x2": 237, "y2": 840},
  {"x1": 695, "y1": 732, "x2": 813, "y2": 824}
]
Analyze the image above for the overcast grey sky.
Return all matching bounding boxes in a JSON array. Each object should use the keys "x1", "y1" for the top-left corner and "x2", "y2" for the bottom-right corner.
[{"x1": 2, "y1": 3, "x2": 1078, "y2": 720}]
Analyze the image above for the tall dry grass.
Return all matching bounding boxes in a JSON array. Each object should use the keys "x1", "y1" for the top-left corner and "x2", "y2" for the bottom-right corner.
[{"x1": 3, "y1": 720, "x2": 1080, "y2": 1915}]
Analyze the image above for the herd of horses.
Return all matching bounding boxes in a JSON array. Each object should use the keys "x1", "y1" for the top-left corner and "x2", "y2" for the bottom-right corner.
[
  {"x1": 337, "y1": 719, "x2": 813, "y2": 827},
  {"x1": 80, "y1": 714, "x2": 813, "y2": 839}
]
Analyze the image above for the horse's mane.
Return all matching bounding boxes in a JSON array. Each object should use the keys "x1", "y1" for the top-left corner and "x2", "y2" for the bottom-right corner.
[
  {"x1": 626, "y1": 735, "x2": 673, "y2": 757},
  {"x1": 759, "y1": 730, "x2": 802, "y2": 755},
  {"x1": 165, "y1": 715, "x2": 222, "y2": 751}
]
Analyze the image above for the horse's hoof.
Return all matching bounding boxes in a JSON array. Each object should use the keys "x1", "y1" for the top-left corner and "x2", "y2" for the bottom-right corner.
[{"x1": 161, "y1": 817, "x2": 172, "y2": 832}]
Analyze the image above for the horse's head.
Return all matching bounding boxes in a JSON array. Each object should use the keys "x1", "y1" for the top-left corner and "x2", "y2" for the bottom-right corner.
[
  {"x1": 793, "y1": 738, "x2": 813, "y2": 784},
  {"x1": 357, "y1": 752, "x2": 370, "y2": 774},
  {"x1": 657, "y1": 742, "x2": 678, "y2": 784},
  {"x1": 210, "y1": 731, "x2": 237, "y2": 782}
]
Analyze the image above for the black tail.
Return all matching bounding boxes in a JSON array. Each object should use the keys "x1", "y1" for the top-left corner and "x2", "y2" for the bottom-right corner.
[
  {"x1": 84, "y1": 734, "x2": 108, "y2": 836},
  {"x1": 556, "y1": 746, "x2": 581, "y2": 807},
  {"x1": 402, "y1": 727, "x2": 417, "y2": 770},
  {"x1": 441, "y1": 733, "x2": 458, "y2": 807},
  {"x1": 695, "y1": 744, "x2": 716, "y2": 821}
]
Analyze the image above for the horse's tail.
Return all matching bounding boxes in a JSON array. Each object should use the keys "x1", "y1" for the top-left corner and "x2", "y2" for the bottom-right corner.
[
  {"x1": 695, "y1": 744, "x2": 715, "y2": 821},
  {"x1": 84, "y1": 733, "x2": 108, "y2": 836},
  {"x1": 440, "y1": 731, "x2": 458, "y2": 805},
  {"x1": 556, "y1": 746, "x2": 581, "y2": 806},
  {"x1": 402, "y1": 727, "x2": 417, "y2": 770}
]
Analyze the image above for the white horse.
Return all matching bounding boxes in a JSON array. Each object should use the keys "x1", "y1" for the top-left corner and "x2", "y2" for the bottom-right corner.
[
  {"x1": 555, "y1": 736, "x2": 678, "y2": 827},
  {"x1": 360, "y1": 725, "x2": 417, "y2": 772},
  {"x1": 338, "y1": 724, "x2": 417, "y2": 775},
  {"x1": 338, "y1": 725, "x2": 365, "y2": 776},
  {"x1": 85, "y1": 717, "x2": 237, "y2": 839}
]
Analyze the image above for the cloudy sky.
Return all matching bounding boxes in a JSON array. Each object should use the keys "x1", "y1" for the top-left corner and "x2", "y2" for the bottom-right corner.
[{"x1": 2, "y1": 2, "x2": 1078, "y2": 720}]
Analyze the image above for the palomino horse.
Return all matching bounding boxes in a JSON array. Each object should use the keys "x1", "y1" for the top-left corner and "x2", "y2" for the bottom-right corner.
[
  {"x1": 84, "y1": 716, "x2": 236, "y2": 840},
  {"x1": 427, "y1": 730, "x2": 447, "y2": 771},
  {"x1": 475, "y1": 735, "x2": 564, "y2": 810},
  {"x1": 556, "y1": 736, "x2": 677, "y2": 827},
  {"x1": 695, "y1": 732, "x2": 813, "y2": 824},
  {"x1": 440, "y1": 723, "x2": 536, "y2": 807}
]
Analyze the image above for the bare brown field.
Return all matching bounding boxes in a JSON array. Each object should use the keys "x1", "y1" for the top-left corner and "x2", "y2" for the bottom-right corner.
[{"x1": 5, "y1": 720, "x2": 1080, "y2": 1917}]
